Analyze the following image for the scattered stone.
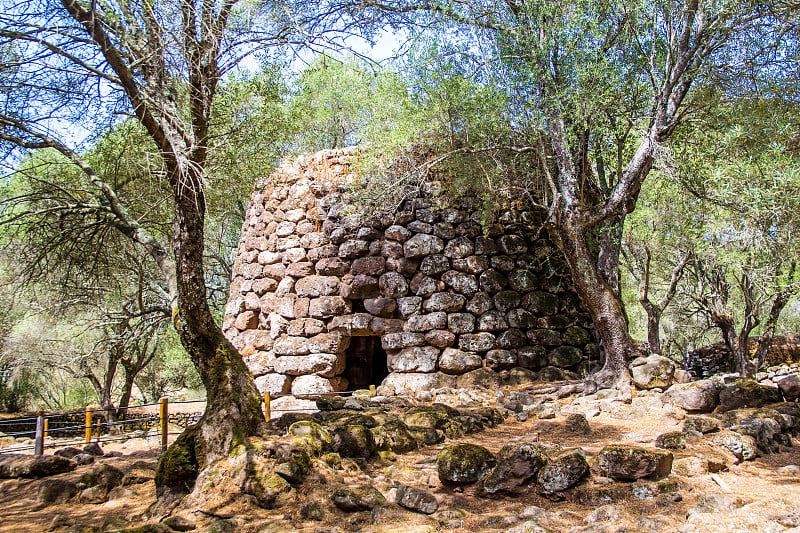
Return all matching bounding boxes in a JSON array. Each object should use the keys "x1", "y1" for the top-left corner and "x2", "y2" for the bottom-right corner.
[
  {"x1": 0, "y1": 454, "x2": 76, "y2": 478},
  {"x1": 78, "y1": 463, "x2": 124, "y2": 489},
  {"x1": 82, "y1": 442, "x2": 104, "y2": 456},
  {"x1": 564, "y1": 413, "x2": 591, "y2": 435},
  {"x1": 37, "y1": 479, "x2": 79, "y2": 505},
  {"x1": 630, "y1": 355, "x2": 675, "y2": 390},
  {"x1": 596, "y1": 445, "x2": 673, "y2": 480},
  {"x1": 332, "y1": 485, "x2": 387, "y2": 512},
  {"x1": 483, "y1": 444, "x2": 548, "y2": 493},
  {"x1": 396, "y1": 484, "x2": 439, "y2": 514},
  {"x1": 711, "y1": 430, "x2": 758, "y2": 461},
  {"x1": 437, "y1": 443, "x2": 497, "y2": 484},
  {"x1": 663, "y1": 380, "x2": 723, "y2": 412},
  {"x1": 538, "y1": 449, "x2": 589, "y2": 493},
  {"x1": 715, "y1": 378, "x2": 782, "y2": 413},
  {"x1": 777, "y1": 374, "x2": 800, "y2": 399},
  {"x1": 331, "y1": 425, "x2": 376, "y2": 458},
  {"x1": 655, "y1": 432, "x2": 686, "y2": 450}
]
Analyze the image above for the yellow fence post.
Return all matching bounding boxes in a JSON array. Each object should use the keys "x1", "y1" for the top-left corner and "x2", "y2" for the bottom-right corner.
[
  {"x1": 159, "y1": 397, "x2": 168, "y2": 453},
  {"x1": 84, "y1": 406, "x2": 93, "y2": 445},
  {"x1": 264, "y1": 392, "x2": 271, "y2": 421},
  {"x1": 43, "y1": 418, "x2": 48, "y2": 439},
  {"x1": 369, "y1": 385, "x2": 376, "y2": 397}
]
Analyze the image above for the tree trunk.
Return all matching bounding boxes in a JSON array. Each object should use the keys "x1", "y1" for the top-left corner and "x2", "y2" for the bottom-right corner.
[
  {"x1": 596, "y1": 215, "x2": 625, "y2": 300},
  {"x1": 645, "y1": 307, "x2": 662, "y2": 356},
  {"x1": 551, "y1": 214, "x2": 633, "y2": 389},
  {"x1": 155, "y1": 166, "x2": 264, "y2": 499},
  {"x1": 116, "y1": 369, "x2": 135, "y2": 420}
]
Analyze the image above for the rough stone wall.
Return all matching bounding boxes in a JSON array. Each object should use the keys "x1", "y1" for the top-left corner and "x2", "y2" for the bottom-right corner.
[
  {"x1": 223, "y1": 148, "x2": 601, "y2": 396},
  {"x1": 685, "y1": 334, "x2": 800, "y2": 380}
]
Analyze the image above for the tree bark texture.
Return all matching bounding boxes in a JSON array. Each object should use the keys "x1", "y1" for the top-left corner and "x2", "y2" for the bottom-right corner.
[{"x1": 550, "y1": 213, "x2": 633, "y2": 389}]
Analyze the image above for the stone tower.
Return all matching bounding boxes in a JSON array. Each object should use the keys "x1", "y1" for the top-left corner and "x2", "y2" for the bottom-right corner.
[{"x1": 223, "y1": 148, "x2": 601, "y2": 396}]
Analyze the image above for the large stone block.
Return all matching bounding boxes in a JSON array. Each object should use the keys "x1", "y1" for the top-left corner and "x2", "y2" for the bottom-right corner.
[
  {"x1": 382, "y1": 332, "x2": 427, "y2": 350},
  {"x1": 442, "y1": 270, "x2": 479, "y2": 297},
  {"x1": 388, "y1": 346, "x2": 440, "y2": 373},
  {"x1": 459, "y1": 332, "x2": 496, "y2": 352},
  {"x1": 273, "y1": 353, "x2": 345, "y2": 377},
  {"x1": 404, "y1": 234, "x2": 444, "y2": 259},
  {"x1": 306, "y1": 333, "x2": 349, "y2": 354},
  {"x1": 423, "y1": 292, "x2": 466, "y2": 312},
  {"x1": 439, "y1": 348, "x2": 482, "y2": 374},
  {"x1": 274, "y1": 336, "x2": 310, "y2": 356},
  {"x1": 444, "y1": 237, "x2": 474, "y2": 259},
  {"x1": 309, "y1": 296, "x2": 351, "y2": 318},
  {"x1": 407, "y1": 312, "x2": 448, "y2": 332},
  {"x1": 295, "y1": 276, "x2": 341, "y2": 298},
  {"x1": 379, "y1": 272, "x2": 409, "y2": 298},
  {"x1": 351, "y1": 256, "x2": 386, "y2": 276},
  {"x1": 382, "y1": 372, "x2": 456, "y2": 394},
  {"x1": 448, "y1": 313, "x2": 476, "y2": 334},
  {"x1": 291, "y1": 375, "x2": 342, "y2": 395},
  {"x1": 420, "y1": 254, "x2": 450, "y2": 275},
  {"x1": 255, "y1": 373, "x2": 291, "y2": 395}
]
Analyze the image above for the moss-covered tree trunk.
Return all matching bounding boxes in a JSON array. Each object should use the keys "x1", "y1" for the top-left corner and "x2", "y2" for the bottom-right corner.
[
  {"x1": 154, "y1": 165, "x2": 264, "y2": 499},
  {"x1": 551, "y1": 212, "x2": 633, "y2": 390}
]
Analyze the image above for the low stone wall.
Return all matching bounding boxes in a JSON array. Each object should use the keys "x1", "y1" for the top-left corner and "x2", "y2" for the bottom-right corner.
[
  {"x1": 223, "y1": 149, "x2": 601, "y2": 396},
  {"x1": 684, "y1": 335, "x2": 800, "y2": 380}
]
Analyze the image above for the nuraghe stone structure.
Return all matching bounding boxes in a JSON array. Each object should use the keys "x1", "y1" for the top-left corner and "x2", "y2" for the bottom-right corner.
[{"x1": 223, "y1": 148, "x2": 601, "y2": 396}]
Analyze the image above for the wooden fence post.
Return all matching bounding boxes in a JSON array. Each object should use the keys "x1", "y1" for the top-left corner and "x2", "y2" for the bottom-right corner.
[
  {"x1": 84, "y1": 406, "x2": 93, "y2": 445},
  {"x1": 43, "y1": 418, "x2": 48, "y2": 439},
  {"x1": 264, "y1": 392, "x2": 271, "y2": 421},
  {"x1": 34, "y1": 414, "x2": 44, "y2": 456},
  {"x1": 159, "y1": 397, "x2": 168, "y2": 453}
]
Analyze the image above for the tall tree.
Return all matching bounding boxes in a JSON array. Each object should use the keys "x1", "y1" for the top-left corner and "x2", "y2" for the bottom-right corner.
[
  {"x1": 356, "y1": 0, "x2": 796, "y2": 390},
  {"x1": 0, "y1": 0, "x2": 369, "y2": 498}
]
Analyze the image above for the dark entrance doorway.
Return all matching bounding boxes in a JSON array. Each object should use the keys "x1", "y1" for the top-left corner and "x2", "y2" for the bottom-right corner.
[{"x1": 344, "y1": 336, "x2": 389, "y2": 389}]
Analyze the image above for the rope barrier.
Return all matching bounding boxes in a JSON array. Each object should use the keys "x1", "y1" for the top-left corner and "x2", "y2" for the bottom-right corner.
[{"x1": 1, "y1": 388, "x2": 379, "y2": 456}]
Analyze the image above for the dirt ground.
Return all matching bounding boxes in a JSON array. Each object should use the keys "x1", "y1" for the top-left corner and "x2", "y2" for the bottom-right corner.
[{"x1": 2, "y1": 391, "x2": 800, "y2": 533}]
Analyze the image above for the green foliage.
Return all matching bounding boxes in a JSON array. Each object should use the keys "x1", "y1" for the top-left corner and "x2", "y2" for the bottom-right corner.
[
  {"x1": 622, "y1": 98, "x2": 800, "y2": 354},
  {"x1": 135, "y1": 328, "x2": 203, "y2": 404},
  {"x1": 289, "y1": 54, "x2": 424, "y2": 154}
]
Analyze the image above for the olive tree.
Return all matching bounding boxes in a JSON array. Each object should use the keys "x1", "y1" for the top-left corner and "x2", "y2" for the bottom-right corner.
[
  {"x1": 0, "y1": 0, "x2": 371, "y2": 499},
  {"x1": 355, "y1": 0, "x2": 797, "y2": 390}
]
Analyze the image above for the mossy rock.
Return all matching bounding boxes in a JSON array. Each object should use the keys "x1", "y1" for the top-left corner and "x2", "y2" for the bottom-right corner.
[
  {"x1": 331, "y1": 424, "x2": 376, "y2": 458},
  {"x1": 483, "y1": 444, "x2": 549, "y2": 493},
  {"x1": 437, "y1": 443, "x2": 497, "y2": 484},
  {"x1": 248, "y1": 471, "x2": 292, "y2": 508},
  {"x1": 655, "y1": 432, "x2": 686, "y2": 450},
  {"x1": 596, "y1": 445, "x2": 673, "y2": 481},
  {"x1": 316, "y1": 397, "x2": 347, "y2": 411},
  {"x1": 331, "y1": 485, "x2": 387, "y2": 512},
  {"x1": 79, "y1": 463, "x2": 124, "y2": 488},
  {"x1": 272, "y1": 412, "x2": 314, "y2": 430},
  {"x1": 402, "y1": 408, "x2": 450, "y2": 430},
  {"x1": 683, "y1": 416, "x2": 721, "y2": 434},
  {"x1": 288, "y1": 420, "x2": 332, "y2": 451},
  {"x1": 200, "y1": 519, "x2": 238, "y2": 533},
  {"x1": 320, "y1": 452, "x2": 342, "y2": 469},
  {"x1": 154, "y1": 424, "x2": 204, "y2": 498},
  {"x1": 715, "y1": 378, "x2": 782, "y2": 413},
  {"x1": 408, "y1": 426, "x2": 445, "y2": 446},
  {"x1": 339, "y1": 414, "x2": 379, "y2": 428},
  {"x1": 538, "y1": 449, "x2": 589, "y2": 493},
  {"x1": 299, "y1": 500, "x2": 326, "y2": 520},
  {"x1": 113, "y1": 525, "x2": 173, "y2": 533},
  {"x1": 371, "y1": 420, "x2": 419, "y2": 453},
  {"x1": 458, "y1": 406, "x2": 505, "y2": 427}
]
